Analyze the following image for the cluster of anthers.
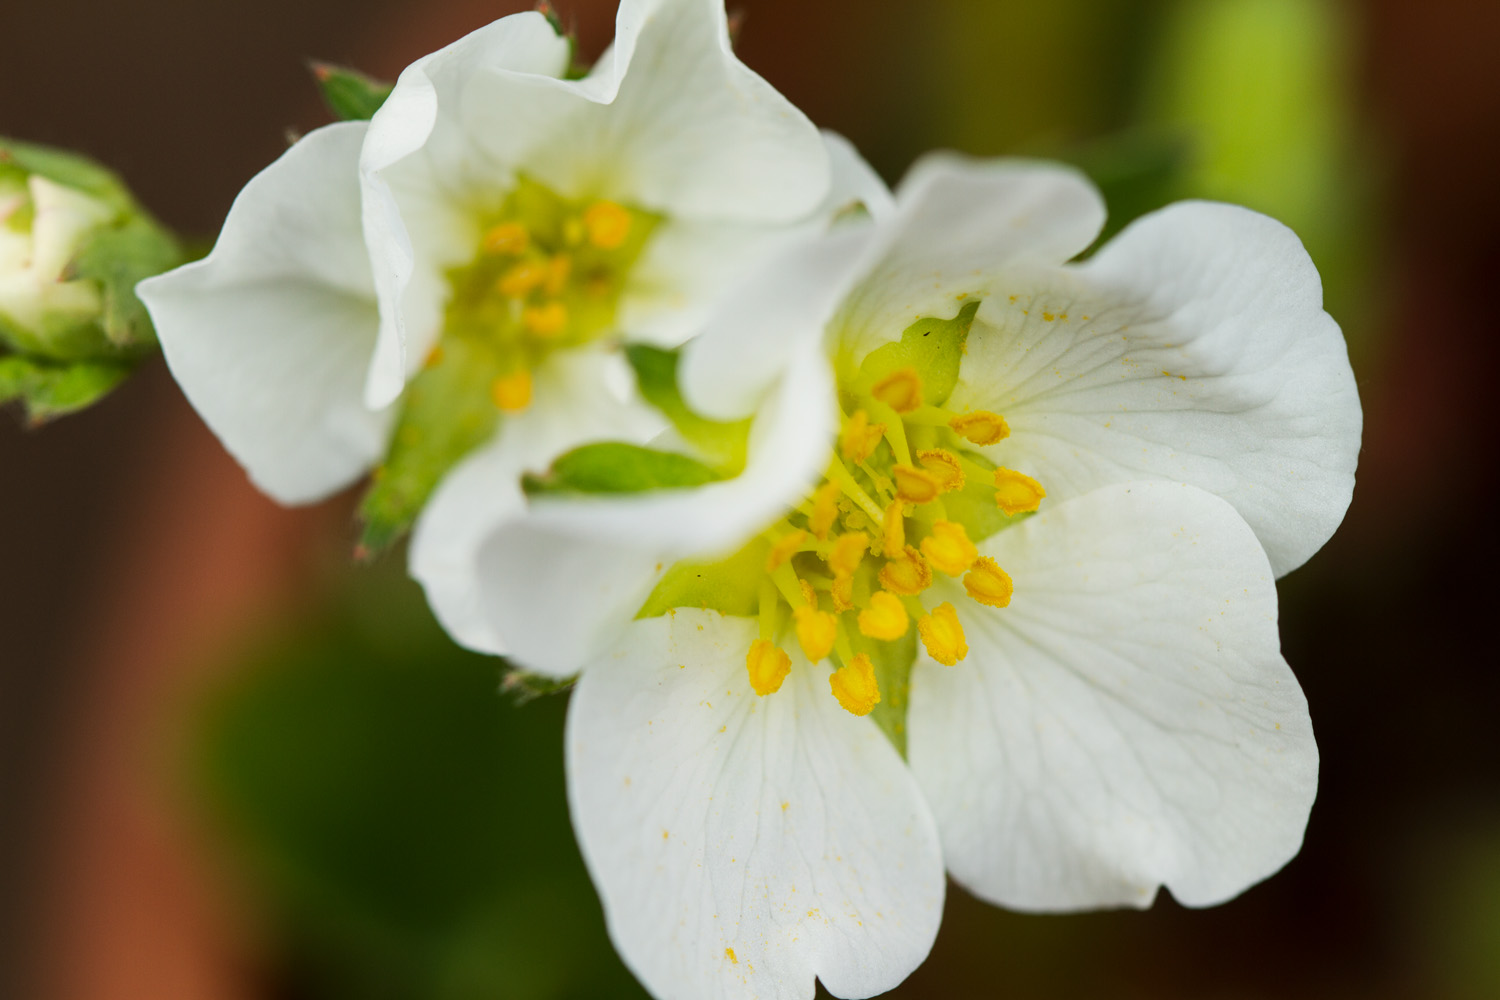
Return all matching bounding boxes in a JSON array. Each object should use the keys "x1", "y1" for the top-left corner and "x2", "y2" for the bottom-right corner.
[
  {"x1": 439, "y1": 179, "x2": 655, "y2": 414},
  {"x1": 747, "y1": 364, "x2": 1048, "y2": 716}
]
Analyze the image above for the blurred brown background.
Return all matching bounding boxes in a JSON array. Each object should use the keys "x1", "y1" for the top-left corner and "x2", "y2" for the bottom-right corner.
[{"x1": 3, "y1": 1, "x2": 1499, "y2": 998}]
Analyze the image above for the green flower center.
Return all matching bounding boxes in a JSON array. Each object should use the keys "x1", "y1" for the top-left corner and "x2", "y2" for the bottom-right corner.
[{"x1": 358, "y1": 176, "x2": 660, "y2": 553}]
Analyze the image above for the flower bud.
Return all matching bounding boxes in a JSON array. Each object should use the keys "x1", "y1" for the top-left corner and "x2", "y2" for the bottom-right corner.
[{"x1": 0, "y1": 137, "x2": 182, "y2": 419}]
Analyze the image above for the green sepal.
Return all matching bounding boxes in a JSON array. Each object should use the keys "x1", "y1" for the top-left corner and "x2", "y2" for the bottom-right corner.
[
  {"x1": 311, "y1": 62, "x2": 394, "y2": 122},
  {"x1": 0, "y1": 353, "x2": 132, "y2": 423},
  {"x1": 849, "y1": 299, "x2": 980, "y2": 409},
  {"x1": 522, "y1": 442, "x2": 722, "y2": 497},
  {"x1": 68, "y1": 215, "x2": 183, "y2": 350},
  {"x1": 500, "y1": 668, "x2": 576, "y2": 704},
  {"x1": 635, "y1": 539, "x2": 766, "y2": 620},
  {"x1": 625, "y1": 344, "x2": 750, "y2": 474},
  {"x1": 0, "y1": 137, "x2": 136, "y2": 214},
  {"x1": 357, "y1": 338, "x2": 503, "y2": 556},
  {"x1": 849, "y1": 627, "x2": 917, "y2": 758}
]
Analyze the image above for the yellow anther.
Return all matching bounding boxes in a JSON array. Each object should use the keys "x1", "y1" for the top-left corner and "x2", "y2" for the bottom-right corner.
[
  {"x1": 490, "y1": 369, "x2": 533, "y2": 412},
  {"x1": 830, "y1": 573, "x2": 854, "y2": 612},
  {"x1": 828, "y1": 531, "x2": 868, "y2": 578},
  {"x1": 498, "y1": 260, "x2": 549, "y2": 298},
  {"x1": 871, "y1": 367, "x2": 923, "y2": 414},
  {"x1": 482, "y1": 221, "x2": 529, "y2": 255},
  {"x1": 920, "y1": 520, "x2": 978, "y2": 577},
  {"x1": 918, "y1": 602, "x2": 968, "y2": 665},
  {"x1": 880, "y1": 545, "x2": 933, "y2": 596},
  {"x1": 809, "y1": 482, "x2": 841, "y2": 540},
  {"x1": 857, "y1": 590, "x2": 909, "y2": 641},
  {"x1": 892, "y1": 464, "x2": 942, "y2": 505},
  {"x1": 765, "y1": 529, "x2": 807, "y2": 573},
  {"x1": 993, "y1": 468, "x2": 1047, "y2": 515},
  {"x1": 423, "y1": 344, "x2": 445, "y2": 369},
  {"x1": 829, "y1": 653, "x2": 881, "y2": 716},
  {"x1": 949, "y1": 410, "x2": 1010, "y2": 445},
  {"x1": 543, "y1": 253, "x2": 573, "y2": 296},
  {"x1": 964, "y1": 556, "x2": 1014, "y2": 608},
  {"x1": 839, "y1": 409, "x2": 886, "y2": 464},
  {"x1": 917, "y1": 449, "x2": 964, "y2": 492},
  {"x1": 523, "y1": 301, "x2": 569, "y2": 338},
  {"x1": 794, "y1": 605, "x2": 838, "y2": 663},
  {"x1": 799, "y1": 578, "x2": 818, "y2": 607},
  {"x1": 747, "y1": 639, "x2": 792, "y2": 696},
  {"x1": 584, "y1": 200, "x2": 632, "y2": 249},
  {"x1": 881, "y1": 500, "x2": 906, "y2": 558}
]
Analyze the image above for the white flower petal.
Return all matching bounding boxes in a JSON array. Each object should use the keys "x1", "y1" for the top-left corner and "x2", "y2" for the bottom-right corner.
[
  {"x1": 833, "y1": 155, "x2": 1106, "y2": 369},
  {"x1": 908, "y1": 481, "x2": 1317, "y2": 912},
  {"x1": 410, "y1": 345, "x2": 665, "y2": 655},
  {"x1": 475, "y1": 343, "x2": 836, "y2": 676},
  {"x1": 953, "y1": 201, "x2": 1361, "y2": 575},
  {"x1": 358, "y1": 11, "x2": 572, "y2": 408},
  {"x1": 568, "y1": 610, "x2": 945, "y2": 1000},
  {"x1": 138, "y1": 122, "x2": 389, "y2": 505},
  {"x1": 619, "y1": 131, "x2": 891, "y2": 351},
  {"x1": 679, "y1": 227, "x2": 872, "y2": 421}
]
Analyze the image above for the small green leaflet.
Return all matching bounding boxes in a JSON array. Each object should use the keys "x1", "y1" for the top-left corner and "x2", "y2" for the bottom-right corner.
[
  {"x1": 0, "y1": 354, "x2": 132, "y2": 423},
  {"x1": 311, "y1": 62, "x2": 395, "y2": 122}
]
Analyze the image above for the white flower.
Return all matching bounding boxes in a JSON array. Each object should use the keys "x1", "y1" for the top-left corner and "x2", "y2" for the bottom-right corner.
[
  {"x1": 136, "y1": 0, "x2": 835, "y2": 651},
  {"x1": 456, "y1": 155, "x2": 1360, "y2": 997}
]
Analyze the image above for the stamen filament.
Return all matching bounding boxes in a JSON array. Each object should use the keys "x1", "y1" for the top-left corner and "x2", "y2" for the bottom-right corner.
[{"x1": 825, "y1": 456, "x2": 886, "y2": 522}]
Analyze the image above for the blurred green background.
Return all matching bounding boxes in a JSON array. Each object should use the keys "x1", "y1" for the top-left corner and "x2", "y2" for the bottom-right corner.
[{"x1": 3, "y1": 0, "x2": 1498, "y2": 998}]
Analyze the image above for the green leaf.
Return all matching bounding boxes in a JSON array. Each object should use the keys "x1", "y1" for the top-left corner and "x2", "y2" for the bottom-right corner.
[
  {"x1": 522, "y1": 442, "x2": 722, "y2": 497},
  {"x1": 358, "y1": 338, "x2": 503, "y2": 556},
  {"x1": 0, "y1": 354, "x2": 132, "y2": 422},
  {"x1": 311, "y1": 62, "x2": 395, "y2": 122},
  {"x1": 852, "y1": 299, "x2": 979, "y2": 408},
  {"x1": 624, "y1": 344, "x2": 750, "y2": 474},
  {"x1": 635, "y1": 538, "x2": 766, "y2": 619}
]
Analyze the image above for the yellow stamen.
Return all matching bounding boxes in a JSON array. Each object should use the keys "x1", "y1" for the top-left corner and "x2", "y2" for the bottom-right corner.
[
  {"x1": 993, "y1": 468, "x2": 1047, "y2": 515},
  {"x1": 482, "y1": 222, "x2": 529, "y2": 255},
  {"x1": 794, "y1": 604, "x2": 838, "y2": 662},
  {"x1": 880, "y1": 545, "x2": 933, "y2": 596},
  {"x1": 498, "y1": 260, "x2": 549, "y2": 298},
  {"x1": 799, "y1": 578, "x2": 818, "y2": 607},
  {"x1": 584, "y1": 200, "x2": 632, "y2": 249},
  {"x1": 839, "y1": 409, "x2": 886, "y2": 464},
  {"x1": 423, "y1": 344, "x2": 445, "y2": 369},
  {"x1": 543, "y1": 254, "x2": 572, "y2": 296},
  {"x1": 892, "y1": 464, "x2": 942, "y2": 505},
  {"x1": 871, "y1": 367, "x2": 923, "y2": 414},
  {"x1": 829, "y1": 653, "x2": 881, "y2": 716},
  {"x1": 881, "y1": 501, "x2": 906, "y2": 558},
  {"x1": 830, "y1": 572, "x2": 854, "y2": 612},
  {"x1": 523, "y1": 301, "x2": 569, "y2": 338},
  {"x1": 964, "y1": 556, "x2": 1014, "y2": 608},
  {"x1": 949, "y1": 410, "x2": 1010, "y2": 446},
  {"x1": 809, "y1": 482, "x2": 841, "y2": 540},
  {"x1": 765, "y1": 529, "x2": 808, "y2": 573},
  {"x1": 490, "y1": 370, "x2": 533, "y2": 412},
  {"x1": 920, "y1": 520, "x2": 978, "y2": 576},
  {"x1": 857, "y1": 590, "x2": 909, "y2": 641},
  {"x1": 918, "y1": 602, "x2": 968, "y2": 665},
  {"x1": 747, "y1": 639, "x2": 792, "y2": 696},
  {"x1": 917, "y1": 449, "x2": 964, "y2": 492},
  {"x1": 828, "y1": 531, "x2": 868, "y2": 577}
]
